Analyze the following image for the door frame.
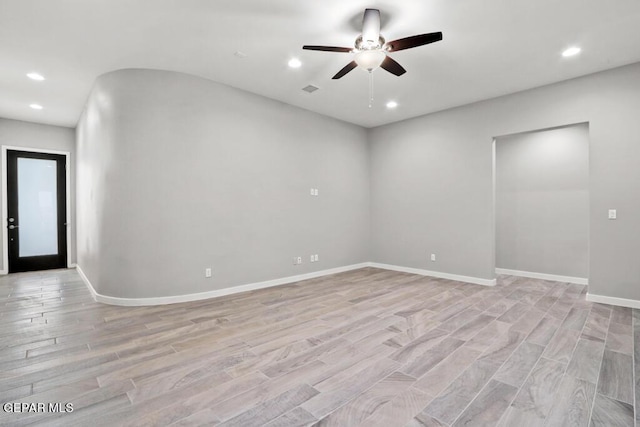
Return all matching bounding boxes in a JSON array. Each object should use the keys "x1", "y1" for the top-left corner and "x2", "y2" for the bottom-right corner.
[{"x1": 1, "y1": 146, "x2": 72, "y2": 274}]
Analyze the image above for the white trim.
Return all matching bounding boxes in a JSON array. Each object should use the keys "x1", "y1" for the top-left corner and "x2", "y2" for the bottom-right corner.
[
  {"x1": 586, "y1": 293, "x2": 640, "y2": 309},
  {"x1": 369, "y1": 262, "x2": 496, "y2": 286},
  {"x1": 76, "y1": 263, "x2": 371, "y2": 306},
  {"x1": 75, "y1": 264, "x2": 98, "y2": 300},
  {"x1": 495, "y1": 268, "x2": 588, "y2": 285},
  {"x1": 1, "y1": 146, "x2": 73, "y2": 272}
]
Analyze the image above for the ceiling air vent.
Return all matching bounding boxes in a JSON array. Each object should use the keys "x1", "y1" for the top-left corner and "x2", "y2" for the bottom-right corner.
[{"x1": 302, "y1": 85, "x2": 319, "y2": 93}]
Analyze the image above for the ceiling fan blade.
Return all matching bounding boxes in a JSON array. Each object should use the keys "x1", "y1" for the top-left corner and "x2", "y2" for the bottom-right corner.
[
  {"x1": 303, "y1": 45, "x2": 353, "y2": 53},
  {"x1": 332, "y1": 61, "x2": 358, "y2": 79},
  {"x1": 362, "y1": 9, "x2": 381, "y2": 44},
  {"x1": 380, "y1": 56, "x2": 406, "y2": 76},
  {"x1": 386, "y1": 32, "x2": 443, "y2": 52}
]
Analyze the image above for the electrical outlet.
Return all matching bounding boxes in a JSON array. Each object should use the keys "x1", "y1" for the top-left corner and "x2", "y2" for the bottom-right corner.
[
  {"x1": 310, "y1": 188, "x2": 315, "y2": 196},
  {"x1": 205, "y1": 268, "x2": 212, "y2": 278},
  {"x1": 608, "y1": 209, "x2": 617, "y2": 220},
  {"x1": 297, "y1": 256, "x2": 302, "y2": 265},
  {"x1": 430, "y1": 254, "x2": 436, "y2": 262},
  {"x1": 314, "y1": 254, "x2": 319, "y2": 262},
  {"x1": 315, "y1": 189, "x2": 319, "y2": 196}
]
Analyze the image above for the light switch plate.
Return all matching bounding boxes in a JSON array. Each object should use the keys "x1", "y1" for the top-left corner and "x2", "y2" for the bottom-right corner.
[{"x1": 608, "y1": 209, "x2": 617, "y2": 220}]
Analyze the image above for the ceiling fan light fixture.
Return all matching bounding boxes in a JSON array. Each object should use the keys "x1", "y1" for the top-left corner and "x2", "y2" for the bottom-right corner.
[
  {"x1": 302, "y1": 8, "x2": 442, "y2": 80},
  {"x1": 355, "y1": 50, "x2": 386, "y2": 71}
]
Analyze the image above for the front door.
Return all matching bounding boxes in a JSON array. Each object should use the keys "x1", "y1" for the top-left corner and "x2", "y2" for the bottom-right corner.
[{"x1": 6, "y1": 150, "x2": 67, "y2": 273}]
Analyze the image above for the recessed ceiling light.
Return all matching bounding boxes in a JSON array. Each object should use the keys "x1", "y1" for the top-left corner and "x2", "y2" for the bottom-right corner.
[
  {"x1": 288, "y1": 58, "x2": 302, "y2": 68},
  {"x1": 386, "y1": 101, "x2": 398, "y2": 109},
  {"x1": 27, "y1": 72, "x2": 45, "y2": 81},
  {"x1": 29, "y1": 104, "x2": 43, "y2": 110},
  {"x1": 562, "y1": 47, "x2": 581, "y2": 57}
]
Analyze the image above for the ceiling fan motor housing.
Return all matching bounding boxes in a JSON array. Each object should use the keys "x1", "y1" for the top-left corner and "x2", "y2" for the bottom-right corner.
[
  {"x1": 355, "y1": 35, "x2": 386, "y2": 51},
  {"x1": 362, "y1": 9, "x2": 381, "y2": 44}
]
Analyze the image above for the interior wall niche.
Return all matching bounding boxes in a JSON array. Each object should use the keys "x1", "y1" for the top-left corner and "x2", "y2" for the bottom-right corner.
[{"x1": 495, "y1": 123, "x2": 589, "y2": 279}]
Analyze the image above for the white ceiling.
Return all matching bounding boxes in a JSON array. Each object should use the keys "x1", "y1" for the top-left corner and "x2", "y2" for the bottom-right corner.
[{"x1": 1, "y1": 0, "x2": 640, "y2": 129}]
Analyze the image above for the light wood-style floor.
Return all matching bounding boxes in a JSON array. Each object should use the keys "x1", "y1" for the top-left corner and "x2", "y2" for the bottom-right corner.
[{"x1": 0, "y1": 267, "x2": 637, "y2": 426}]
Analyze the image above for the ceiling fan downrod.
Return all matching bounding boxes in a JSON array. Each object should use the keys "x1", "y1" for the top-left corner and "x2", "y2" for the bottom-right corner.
[{"x1": 368, "y1": 71, "x2": 374, "y2": 108}]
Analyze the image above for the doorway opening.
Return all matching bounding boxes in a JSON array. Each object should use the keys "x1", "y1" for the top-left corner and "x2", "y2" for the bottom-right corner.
[
  {"x1": 493, "y1": 123, "x2": 589, "y2": 284},
  {"x1": 2, "y1": 147, "x2": 71, "y2": 273}
]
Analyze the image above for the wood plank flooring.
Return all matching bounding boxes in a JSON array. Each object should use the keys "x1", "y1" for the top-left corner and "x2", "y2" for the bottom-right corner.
[{"x1": 0, "y1": 267, "x2": 637, "y2": 426}]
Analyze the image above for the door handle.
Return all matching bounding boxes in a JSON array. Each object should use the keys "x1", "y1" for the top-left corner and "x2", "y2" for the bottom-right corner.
[{"x1": 8, "y1": 225, "x2": 18, "y2": 230}]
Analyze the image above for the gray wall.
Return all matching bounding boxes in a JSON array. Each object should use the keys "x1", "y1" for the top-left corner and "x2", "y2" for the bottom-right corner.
[
  {"x1": 495, "y1": 124, "x2": 589, "y2": 278},
  {"x1": 76, "y1": 69, "x2": 370, "y2": 299},
  {"x1": 0, "y1": 118, "x2": 76, "y2": 271},
  {"x1": 370, "y1": 62, "x2": 640, "y2": 301}
]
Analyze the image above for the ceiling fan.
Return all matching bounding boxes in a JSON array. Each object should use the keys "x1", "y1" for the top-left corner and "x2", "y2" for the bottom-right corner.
[{"x1": 303, "y1": 8, "x2": 443, "y2": 80}]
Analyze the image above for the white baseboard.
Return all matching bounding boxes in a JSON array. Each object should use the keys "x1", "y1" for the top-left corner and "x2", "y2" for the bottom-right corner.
[
  {"x1": 67, "y1": 264, "x2": 640, "y2": 311},
  {"x1": 75, "y1": 263, "x2": 370, "y2": 306},
  {"x1": 495, "y1": 268, "x2": 588, "y2": 285},
  {"x1": 369, "y1": 262, "x2": 496, "y2": 287},
  {"x1": 75, "y1": 264, "x2": 98, "y2": 300},
  {"x1": 586, "y1": 293, "x2": 640, "y2": 309}
]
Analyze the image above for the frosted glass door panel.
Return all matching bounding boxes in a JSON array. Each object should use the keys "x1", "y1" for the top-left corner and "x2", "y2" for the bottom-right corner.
[{"x1": 17, "y1": 158, "x2": 58, "y2": 257}]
